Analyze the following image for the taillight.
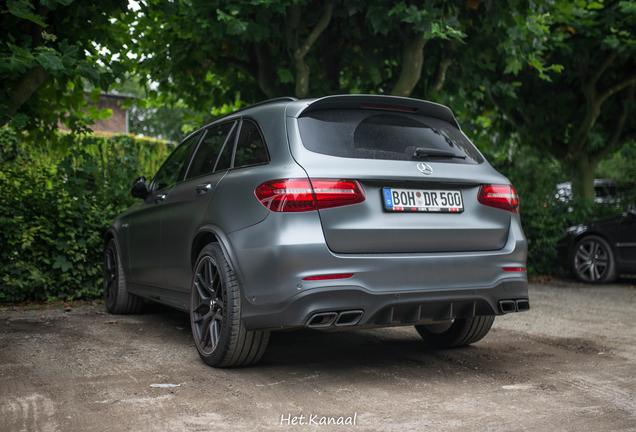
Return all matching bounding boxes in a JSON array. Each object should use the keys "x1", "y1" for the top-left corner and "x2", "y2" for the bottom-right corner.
[
  {"x1": 478, "y1": 184, "x2": 520, "y2": 214},
  {"x1": 255, "y1": 178, "x2": 366, "y2": 212}
]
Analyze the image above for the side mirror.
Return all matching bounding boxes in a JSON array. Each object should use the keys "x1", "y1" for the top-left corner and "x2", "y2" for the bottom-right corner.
[{"x1": 131, "y1": 176, "x2": 150, "y2": 199}]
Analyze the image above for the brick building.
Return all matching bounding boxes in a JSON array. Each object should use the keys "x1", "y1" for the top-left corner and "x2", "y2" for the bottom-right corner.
[
  {"x1": 59, "y1": 93, "x2": 130, "y2": 134},
  {"x1": 90, "y1": 93, "x2": 130, "y2": 134}
]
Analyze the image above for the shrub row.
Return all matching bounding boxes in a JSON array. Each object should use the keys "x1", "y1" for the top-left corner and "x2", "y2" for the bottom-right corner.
[{"x1": 0, "y1": 128, "x2": 171, "y2": 301}]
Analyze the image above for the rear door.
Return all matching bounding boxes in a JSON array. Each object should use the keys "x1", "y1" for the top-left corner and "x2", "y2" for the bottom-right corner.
[{"x1": 289, "y1": 107, "x2": 512, "y2": 254}]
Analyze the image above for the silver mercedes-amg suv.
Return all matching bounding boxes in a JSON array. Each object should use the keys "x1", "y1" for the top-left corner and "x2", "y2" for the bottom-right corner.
[{"x1": 103, "y1": 95, "x2": 529, "y2": 367}]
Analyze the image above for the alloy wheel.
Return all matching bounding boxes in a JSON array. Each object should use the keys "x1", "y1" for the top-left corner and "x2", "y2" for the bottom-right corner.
[
  {"x1": 103, "y1": 246, "x2": 117, "y2": 306},
  {"x1": 574, "y1": 238, "x2": 610, "y2": 282},
  {"x1": 191, "y1": 257, "x2": 225, "y2": 355}
]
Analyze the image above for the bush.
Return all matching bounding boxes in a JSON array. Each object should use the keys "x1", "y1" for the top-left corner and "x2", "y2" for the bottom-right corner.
[
  {"x1": 487, "y1": 148, "x2": 630, "y2": 275},
  {"x1": 0, "y1": 129, "x2": 171, "y2": 301}
]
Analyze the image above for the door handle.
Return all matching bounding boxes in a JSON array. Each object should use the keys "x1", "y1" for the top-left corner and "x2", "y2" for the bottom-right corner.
[
  {"x1": 155, "y1": 194, "x2": 166, "y2": 203},
  {"x1": 196, "y1": 183, "x2": 212, "y2": 194}
]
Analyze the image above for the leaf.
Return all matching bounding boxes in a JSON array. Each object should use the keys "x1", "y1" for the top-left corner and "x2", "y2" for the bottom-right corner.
[
  {"x1": 8, "y1": 113, "x2": 29, "y2": 129},
  {"x1": 504, "y1": 58, "x2": 523, "y2": 75},
  {"x1": 277, "y1": 68, "x2": 294, "y2": 84},
  {"x1": 587, "y1": 2, "x2": 604, "y2": 10},
  {"x1": 36, "y1": 51, "x2": 64, "y2": 71},
  {"x1": 9, "y1": 2, "x2": 49, "y2": 27},
  {"x1": 77, "y1": 62, "x2": 100, "y2": 80},
  {"x1": 507, "y1": 26, "x2": 524, "y2": 41},
  {"x1": 7, "y1": 43, "x2": 35, "y2": 61}
]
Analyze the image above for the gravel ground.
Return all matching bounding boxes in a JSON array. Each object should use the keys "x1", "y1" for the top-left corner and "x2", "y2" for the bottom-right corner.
[{"x1": 1, "y1": 280, "x2": 635, "y2": 432}]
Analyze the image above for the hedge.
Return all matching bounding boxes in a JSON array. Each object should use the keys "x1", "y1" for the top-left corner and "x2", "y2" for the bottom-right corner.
[{"x1": 0, "y1": 128, "x2": 171, "y2": 301}]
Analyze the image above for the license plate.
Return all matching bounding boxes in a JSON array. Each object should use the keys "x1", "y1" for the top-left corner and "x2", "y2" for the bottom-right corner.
[{"x1": 383, "y1": 188, "x2": 464, "y2": 213}]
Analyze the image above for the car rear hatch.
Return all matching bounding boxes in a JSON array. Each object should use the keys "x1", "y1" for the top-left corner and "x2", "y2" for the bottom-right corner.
[{"x1": 285, "y1": 96, "x2": 513, "y2": 254}]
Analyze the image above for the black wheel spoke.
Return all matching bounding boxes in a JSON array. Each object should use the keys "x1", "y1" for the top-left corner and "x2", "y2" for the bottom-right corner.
[
  {"x1": 191, "y1": 250, "x2": 231, "y2": 358},
  {"x1": 195, "y1": 282, "x2": 210, "y2": 302}
]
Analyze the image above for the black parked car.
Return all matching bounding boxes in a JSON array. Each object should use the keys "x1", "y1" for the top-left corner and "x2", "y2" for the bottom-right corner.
[{"x1": 558, "y1": 204, "x2": 636, "y2": 283}]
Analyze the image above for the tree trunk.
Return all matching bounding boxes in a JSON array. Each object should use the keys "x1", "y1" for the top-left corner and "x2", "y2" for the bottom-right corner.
[
  {"x1": 570, "y1": 154, "x2": 597, "y2": 200},
  {"x1": 391, "y1": 31, "x2": 428, "y2": 98}
]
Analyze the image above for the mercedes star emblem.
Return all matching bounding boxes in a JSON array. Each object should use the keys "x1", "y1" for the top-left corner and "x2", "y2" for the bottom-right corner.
[{"x1": 417, "y1": 162, "x2": 433, "y2": 175}]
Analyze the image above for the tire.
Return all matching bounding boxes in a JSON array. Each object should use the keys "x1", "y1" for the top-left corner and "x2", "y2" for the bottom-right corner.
[
  {"x1": 415, "y1": 316, "x2": 495, "y2": 348},
  {"x1": 103, "y1": 239, "x2": 143, "y2": 314},
  {"x1": 571, "y1": 235, "x2": 618, "y2": 284},
  {"x1": 190, "y1": 243, "x2": 269, "y2": 368}
]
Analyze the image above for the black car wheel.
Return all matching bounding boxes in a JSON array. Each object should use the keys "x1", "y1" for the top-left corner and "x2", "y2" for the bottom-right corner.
[
  {"x1": 571, "y1": 235, "x2": 617, "y2": 284},
  {"x1": 190, "y1": 243, "x2": 269, "y2": 367},
  {"x1": 415, "y1": 316, "x2": 495, "y2": 348},
  {"x1": 103, "y1": 239, "x2": 143, "y2": 314}
]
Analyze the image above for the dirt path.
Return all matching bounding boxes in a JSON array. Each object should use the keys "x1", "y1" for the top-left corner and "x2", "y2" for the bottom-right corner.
[{"x1": 1, "y1": 280, "x2": 635, "y2": 431}]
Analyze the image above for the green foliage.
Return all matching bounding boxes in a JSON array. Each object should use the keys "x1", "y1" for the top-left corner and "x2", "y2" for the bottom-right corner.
[
  {"x1": 449, "y1": 0, "x2": 636, "y2": 199},
  {"x1": 0, "y1": 128, "x2": 171, "y2": 302},
  {"x1": 484, "y1": 146, "x2": 629, "y2": 275},
  {"x1": 596, "y1": 141, "x2": 636, "y2": 183},
  {"x1": 1, "y1": 0, "x2": 134, "y2": 144}
]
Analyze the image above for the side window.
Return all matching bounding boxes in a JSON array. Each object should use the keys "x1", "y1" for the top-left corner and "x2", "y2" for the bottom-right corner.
[
  {"x1": 186, "y1": 122, "x2": 235, "y2": 180},
  {"x1": 214, "y1": 124, "x2": 237, "y2": 172},
  {"x1": 234, "y1": 120, "x2": 269, "y2": 168},
  {"x1": 152, "y1": 132, "x2": 200, "y2": 191}
]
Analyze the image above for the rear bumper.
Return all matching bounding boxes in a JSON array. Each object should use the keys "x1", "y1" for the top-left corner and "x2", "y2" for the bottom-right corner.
[
  {"x1": 226, "y1": 211, "x2": 529, "y2": 331},
  {"x1": 241, "y1": 277, "x2": 529, "y2": 331}
]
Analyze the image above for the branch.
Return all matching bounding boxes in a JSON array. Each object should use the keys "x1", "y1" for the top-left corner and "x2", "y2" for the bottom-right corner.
[
  {"x1": 607, "y1": 83, "x2": 634, "y2": 148},
  {"x1": 295, "y1": 1, "x2": 332, "y2": 60},
  {"x1": 590, "y1": 51, "x2": 617, "y2": 87},
  {"x1": 432, "y1": 58, "x2": 452, "y2": 92},
  {"x1": 599, "y1": 72, "x2": 636, "y2": 104},
  {"x1": 292, "y1": 1, "x2": 333, "y2": 99}
]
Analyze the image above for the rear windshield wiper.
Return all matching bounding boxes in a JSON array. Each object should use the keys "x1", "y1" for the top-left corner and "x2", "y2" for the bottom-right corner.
[{"x1": 413, "y1": 147, "x2": 466, "y2": 159}]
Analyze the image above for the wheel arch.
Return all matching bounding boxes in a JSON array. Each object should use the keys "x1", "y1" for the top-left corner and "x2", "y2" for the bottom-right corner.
[
  {"x1": 191, "y1": 225, "x2": 243, "y2": 285},
  {"x1": 104, "y1": 227, "x2": 118, "y2": 250}
]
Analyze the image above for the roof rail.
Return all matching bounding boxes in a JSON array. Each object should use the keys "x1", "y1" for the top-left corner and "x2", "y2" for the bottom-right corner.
[{"x1": 213, "y1": 96, "x2": 298, "y2": 122}]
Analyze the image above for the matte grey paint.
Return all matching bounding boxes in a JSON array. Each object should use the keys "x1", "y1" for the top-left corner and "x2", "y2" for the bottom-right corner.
[{"x1": 108, "y1": 95, "x2": 529, "y2": 331}]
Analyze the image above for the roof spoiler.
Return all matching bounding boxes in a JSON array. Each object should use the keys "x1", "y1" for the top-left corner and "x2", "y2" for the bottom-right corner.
[{"x1": 293, "y1": 95, "x2": 460, "y2": 130}]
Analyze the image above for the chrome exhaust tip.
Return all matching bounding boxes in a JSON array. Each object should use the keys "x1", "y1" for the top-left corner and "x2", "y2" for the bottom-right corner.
[
  {"x1": 499, "y1": 300, "x2": 517, "y2": 314},
  {"x1": 515, "y1": 299, "x2": 530, "y2": 312},
  {"x1": 306, "y1": 312, "x2": 338, "y2": 328},
  {"x1": 335, "y1": 310, "x2": 364, "y2": 326}
]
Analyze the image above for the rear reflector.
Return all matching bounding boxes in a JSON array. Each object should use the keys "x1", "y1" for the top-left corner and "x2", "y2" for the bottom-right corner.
[
  {"x1": 503, "y1": 267, "x2": 526, "y2": 272},
  {"x1": 478, "y1": 184, "x2": 520, "y2": 214},
  {"x1": 302, "y1": 273, "x2": 354, "y2": 281},
  {"x1": 255, "y1": 178, "x2": 365, "y2": 212}
]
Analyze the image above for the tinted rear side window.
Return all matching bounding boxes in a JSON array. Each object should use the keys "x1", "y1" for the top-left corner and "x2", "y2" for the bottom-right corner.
[
  {"x1": 297, "y1": 109, "x2": 483, "y2": 164},
  {"x1": 186, "y1": 122, "x2": 235, "y2": 180},
  {"x1": 234, "y1": 120, "x2": 269, "y2": 169}
]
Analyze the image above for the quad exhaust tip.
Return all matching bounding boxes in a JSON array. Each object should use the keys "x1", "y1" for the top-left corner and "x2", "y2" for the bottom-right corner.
[
  {"x1": 306, "y1": 310, "x2": 364, "y2": 328},
  {"x1": 499, "y1": 299, "x2": 530, "y2": 314}
]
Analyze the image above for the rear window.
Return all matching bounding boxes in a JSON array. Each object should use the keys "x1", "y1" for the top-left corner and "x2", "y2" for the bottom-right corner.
[{"x1": 298, "y1": 109, "x2": 483, "y2": 164}]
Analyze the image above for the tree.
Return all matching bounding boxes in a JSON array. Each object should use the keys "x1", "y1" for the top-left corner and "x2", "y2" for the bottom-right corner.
[
  {"x1": 0, "y1": 0, "x2": 133, "y2": 144},
  {"x1": 453, "y1": 0, "x2": 636, "y2": 199},
  {"x1": 132, "y1": 1, "x2": 548, "y2": 109}
]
